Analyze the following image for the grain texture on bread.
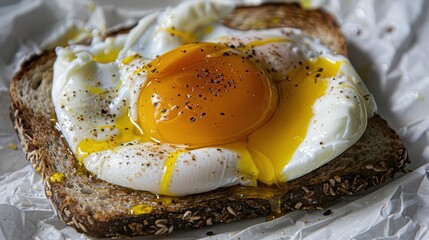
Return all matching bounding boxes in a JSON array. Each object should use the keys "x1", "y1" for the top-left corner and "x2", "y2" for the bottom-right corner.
[
  {"x1": 9, "y1": 3, "x2": 409, "y2": 238},
  {"x1": 222, "y1": 3, "x2": 348, "y2": 56}
]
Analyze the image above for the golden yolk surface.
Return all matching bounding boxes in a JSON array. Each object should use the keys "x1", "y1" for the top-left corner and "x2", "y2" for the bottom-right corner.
[{"x1": 137, "y1": 43, "x2": 277, "y2": 146}]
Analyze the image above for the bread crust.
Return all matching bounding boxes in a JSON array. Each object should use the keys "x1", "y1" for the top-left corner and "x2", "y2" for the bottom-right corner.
[
  {"x1": 9, "y1": 3, "x2": 409, "y2": 238},
  {"x1": 222, "y1": 3, "x2": 348, "y2": 56}
]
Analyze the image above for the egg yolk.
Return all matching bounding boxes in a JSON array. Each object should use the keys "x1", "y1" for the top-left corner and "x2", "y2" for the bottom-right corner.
[
  {"x1": 246, "y1": 57, "x2": 342, "y2": 185},
  {"x1": 76, "y1": 112, "x2": 147, "y2": 163},
  {"x1": 137, "y1": 43, "x2": 277, "y2": 146},
  {"x1": 92, "y1": 44, "x2": 121, "y2": 63}
]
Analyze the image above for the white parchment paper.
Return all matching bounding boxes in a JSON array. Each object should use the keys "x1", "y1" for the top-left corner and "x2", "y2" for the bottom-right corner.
[{"x1": 1, "y1": 0, "x2": 429, "y2": 239}]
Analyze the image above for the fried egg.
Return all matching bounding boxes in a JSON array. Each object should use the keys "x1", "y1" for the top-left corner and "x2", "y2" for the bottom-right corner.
[{"x1": 52, "y1": 1, "x2": 376, "y2": 196}]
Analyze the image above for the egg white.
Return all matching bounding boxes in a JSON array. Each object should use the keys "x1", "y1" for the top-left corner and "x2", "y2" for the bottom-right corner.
[{"x1": 52, "y1": 0, "x2": 376, "y2": 196}]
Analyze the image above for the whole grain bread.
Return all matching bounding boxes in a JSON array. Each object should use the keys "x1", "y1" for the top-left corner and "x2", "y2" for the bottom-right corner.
[{"x1": 9, "y1": 3, "x2": 409, "y2": 238}]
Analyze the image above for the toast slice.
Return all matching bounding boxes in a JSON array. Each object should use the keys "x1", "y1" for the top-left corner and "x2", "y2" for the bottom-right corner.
[{"x1": 9, "y1": 3, "x2": 409, "y2": 238}]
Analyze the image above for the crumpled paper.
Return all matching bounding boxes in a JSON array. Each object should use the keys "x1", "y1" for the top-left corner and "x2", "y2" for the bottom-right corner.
[{"x1": 1, "y1": 0, "x2": 429, "y2": 239}]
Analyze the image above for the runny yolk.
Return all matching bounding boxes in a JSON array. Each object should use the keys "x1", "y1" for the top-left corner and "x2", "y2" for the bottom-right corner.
[
  {"x1": 160, "y1": 149, "x2": 188, "y2": 195},
  {"x1": 137, "y1": 43, "x2": 277, "y2": 147},
  {"x1": 91, "y1": 44, "x2": 121, "y2": 63},
  {"x1": 76, "y1": 112, "x2": 147, "y2": 163},
  {"x1": 246, "y1": 57, "x2": 342, "y2": 185}
]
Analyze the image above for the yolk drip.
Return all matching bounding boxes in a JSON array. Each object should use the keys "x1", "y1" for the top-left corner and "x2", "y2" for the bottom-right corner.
[
  {"x1": 163, "y1": 26, "x2": 213, "y2": 44},
  {"x1": 131, "y1": 204, "x2": 154, "y2": 215},
  {"x1": 164, "y1": 27, "x2": 198, "y2": 44},
  {"x1": 50, "y1": 173, "x2": 65, "y2": 183},
  {"x1": 137, "y1": 42, "x2": 277, "y2": 147},
  {"x1": 300, "y1": 0, "x2": 313, "y2": 9},
  {"x1": 160, "y1": 149, "x2": 188, "y2": 195},
  {"x1": 237, "y1": 37, "x2": 292, "y2": 50},
  {"x1": 76, "y1": 112, "x2": 147, "y2": 163},
  {"x1": 246, "y1": 57, "x2": 342, "y2": 185},
  {"x1": 92, "y1": 45, "x2": 121, "y2": 63},
  {"x1": 84, "y1": 79, "x2": 123, "y2": 96},
  {"x1": 122, "y1": 54, "x2": 141, "y2": 65}
]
